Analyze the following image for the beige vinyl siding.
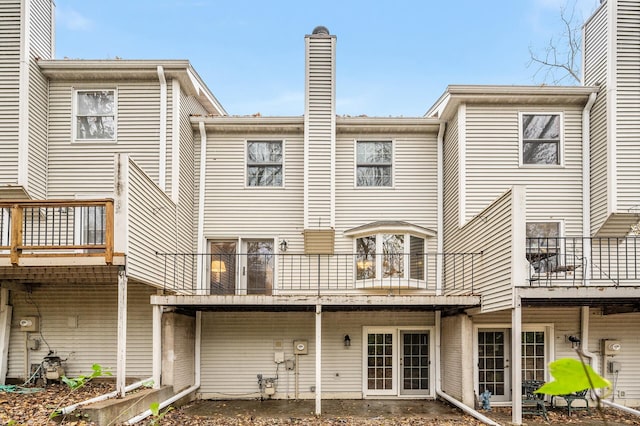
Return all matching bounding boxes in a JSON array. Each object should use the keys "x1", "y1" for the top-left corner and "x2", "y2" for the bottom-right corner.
[
  {"x1": 7, "y1": 282, "x2": 153, "y2": 380},
  {"x1": 305, "y1": 36, "x2": 335, "y2": 229},
  {"x1": 25, "y1": 0, "x2": 52, "y2": 198},
  {"x1": 589, "y1": 309, "x2": 640, "y2": 403},
  {"x1": 440, "y1": 315, "x2": 467, "y2": 401},
  {"x1": 200, "y1": 311, "x2": 434, "y2": 398},
  {"x1": 614, "y1": 0, "x2": 640, "y2": 213},
  {"x1": 164, "y1": 79, "x2": 173, "y2": 194},
  {"x1": 47, "y1": 81, "x2": 162, "y2": 198},
  {"x1": 175, "y1": 92, "x2": 206, "y2": 283},
  {"x1": 163, "y1": 313, "x2": 195, "y2": 392},
  {"x1": 584, "y1": 4, "x2": 609, "y2": 234},
  {"x1": 445, "y1": 189, "x2": 519, "y2": 311},
  {"x1": 464, "y1": 105, "x2": 584, "y2": 236},
  {"x1": 334, "y1": 133, "x2": 438, "y2": 289},
  {"x1": 184, "y1": 95, "x2": 207, "y2": 253},
  {"x1": 443, "y1": 111, "x2": 460, "y2": 254},
  {"x1": 126, "y1": 158, "x2": 177, "y2": 289},
  {"x1": 202, "y1": 134, "x2": 304, "y2": 239},
  {"x1": 0, "y1": 0, "x2": 21, "y2": 185}
]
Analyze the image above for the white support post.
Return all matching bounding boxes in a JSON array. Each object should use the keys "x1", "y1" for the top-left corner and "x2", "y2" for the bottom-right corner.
[
  {"x1": 315, "y1": 304, "x2": 322, "y2": 415},
  {"x1": 0, "y1": 289, "x2": 11, "y2": 385},
  {"x1": 117, "y1": 269, "x2": 128, "y2": 397},
  {"x1": 152, "y1": 304, "x2": 162, "y2": 389},
  {"x1": 512, "y1": 296, "x2": 523, "y2": 425}
]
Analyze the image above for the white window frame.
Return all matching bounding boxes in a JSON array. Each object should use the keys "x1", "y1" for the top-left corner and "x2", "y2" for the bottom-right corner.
[
  {"x1": 245, "y1": 140, "x2": 285, "y2": 188},
  {"x1": 526, "y1": 220, "x2": 564, "y2": 275},
  {"x1": 72, "y1": 88, "x2": 118, "y2": 143},
  {"x1": 518, "y1": 112, "x2": 564, "y2": 167},
  {"x1": 354, "y1": 140, "x2": 395, "y2": 188},
  {"x1": 362, "y1": 326, "x2": 435, "y2": 398},
  {"x1": 472, "y1": 323, "x2": 554, "y2": 405},
  {"x1": 206, "y1": 237, "x2": 280, "y2": 295},
  {"x1": 353, "y1": 232, "x2": 426, "y2": 288},
  {"x1": 73, "y1": 194, "x2": 110, "y2": 253}
]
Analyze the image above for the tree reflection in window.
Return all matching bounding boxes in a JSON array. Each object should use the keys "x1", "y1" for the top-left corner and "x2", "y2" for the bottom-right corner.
[
  {"x1": 247, "y1": 141, "x2": 283, "y2": 187},
  {"x1": 356, "y1": 236, "x2": 376, "y2": 279},
  {"x1": 356, "y1": 141, "x2": 392, "y2": 187},
  {"x1": 76, "y1": 90, "x2": 115, "y2": 140},
  {"x1": 382, "y1": 234, "x2": 404, "y2": 278},
  {"x1": 246, "y1": 240, "x2": 274, "y2": 295}
]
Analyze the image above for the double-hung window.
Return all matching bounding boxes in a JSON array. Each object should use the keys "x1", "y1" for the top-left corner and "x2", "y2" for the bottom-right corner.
[
  {"x1": 521, "y1": 113, "x2": 561, "y2": 165},
  {"x1": 75, "y1": 90, "x2": 116, "y2": 141},
  {"x1": 246, "y1": 141, "x2": 283, "y2": 187},
  {"x1": 356, "y1": 141, "x2": 392, "y2": 187}
]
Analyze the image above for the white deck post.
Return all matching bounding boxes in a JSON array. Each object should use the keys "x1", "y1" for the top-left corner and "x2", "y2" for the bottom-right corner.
[
  {"x1": 0, "y1": 289, "x2": 11, "y2": 385},
  {"x1": 117, "y1": 269, "x2": 128, "y2": 397},
  {"x1": 315, "y1": 304, "x2": 322, "y2": 415},
  {"x1": 152, "y1": 304, "x2": 162, "y2": 389},
  {"x1": 512, "y1": 296, "x2": 522, "y2": 425}
]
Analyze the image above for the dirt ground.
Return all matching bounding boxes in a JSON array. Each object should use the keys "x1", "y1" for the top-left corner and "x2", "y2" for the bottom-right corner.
[{"x1": 1, "y1": 383, "x2": 640, "y2": 425}]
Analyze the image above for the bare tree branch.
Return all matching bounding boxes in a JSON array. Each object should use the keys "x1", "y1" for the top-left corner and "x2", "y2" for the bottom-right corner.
[{"x1": 528, "y1": 0, "x2": 582, "y2": 85}]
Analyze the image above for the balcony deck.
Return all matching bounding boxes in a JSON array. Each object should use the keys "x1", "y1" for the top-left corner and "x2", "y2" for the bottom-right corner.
[{"x1": 0, "y1": 200, "x2": 124, "y2": 274}]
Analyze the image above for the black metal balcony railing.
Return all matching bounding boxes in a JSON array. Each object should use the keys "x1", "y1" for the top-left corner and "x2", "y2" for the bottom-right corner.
[
  {"x1": 156, "y1": 252, "x2": 480, "y2": 295},
  {"x1": 0, "y1": 200, "x2": 114, "y2": 264},
  {"x1": 526, "y1": 236, "x2": 640, "y2": 286}
]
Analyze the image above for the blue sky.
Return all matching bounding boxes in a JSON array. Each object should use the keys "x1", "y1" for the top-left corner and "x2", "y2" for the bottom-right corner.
[{"x1": 54, "y1": 0, "x2": 601, "y2": 117}]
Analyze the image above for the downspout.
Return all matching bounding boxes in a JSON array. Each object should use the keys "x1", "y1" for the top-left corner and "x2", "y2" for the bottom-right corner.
[
  {"x1": 126, "y1": 311, "x2": 202, "y2": 424},
  {"x1": 581, "y1": 306, "x2": 599, "y2": 374},
  {"x1": 436, "y1": 123, "x2": 445, "y2": 295},
  {"x1": 434, "y1": 311, "x2": 500, "y2": 426},
  {"x1": 580, "y1": 93, "x2": 598, "y2": 373},
  {"x1": 59, "y1": 377, "x2": 151, "y2": 416},
  {"x1": 157, "y1": 66, "x2": 167, "y2": 192},
  {"x1": 196, "y1": 122, "x2": 207, "y2": 294},
  {"x1": 582, "y1": 92, "x2": 597, "y2": 287}
]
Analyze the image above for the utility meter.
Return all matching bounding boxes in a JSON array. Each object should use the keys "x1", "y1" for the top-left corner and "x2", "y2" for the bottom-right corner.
[
  {"x1": 293, "y1": 340, "x2": 308, "y2": 355},
  {"x1": 603, "y1": 339, "x2": 622, "y2": 356}
]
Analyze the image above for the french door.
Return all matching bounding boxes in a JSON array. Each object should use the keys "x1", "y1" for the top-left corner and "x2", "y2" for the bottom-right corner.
[
  {"x1": 478, "y1": 329, "x2": 511, "y2": 402},
  {"x1": 364, "y1": 328, "x2": 431, "y2": 397}
]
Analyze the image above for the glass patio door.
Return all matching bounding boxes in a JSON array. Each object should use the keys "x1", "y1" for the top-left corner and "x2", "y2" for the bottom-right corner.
[
  {"x1": 478, "y1": 329, "x2": 511, "y2": 402},
  {"x1": 400, "y1": 331, "x2": 430, "y2": 395},
  {"x1": 366, "y1": 331, "x2": 396, "y2": 396}
]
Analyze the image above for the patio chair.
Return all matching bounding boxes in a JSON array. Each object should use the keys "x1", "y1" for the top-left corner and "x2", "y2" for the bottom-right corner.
[
  {"x1": 522, "y1": 379, "x2": 548, "y2": 421},
  {"x1": 551, "y1": 389, "x2": 590, "y2": 416}
]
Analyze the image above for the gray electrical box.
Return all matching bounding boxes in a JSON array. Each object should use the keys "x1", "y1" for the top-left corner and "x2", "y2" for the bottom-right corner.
[{"x1": 293, "y1": 340, "x2": 308, "y2": 355}]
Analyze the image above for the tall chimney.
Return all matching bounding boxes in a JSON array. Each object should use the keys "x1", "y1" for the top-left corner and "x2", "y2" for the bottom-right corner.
[{"x1": 304, "y1": 26, "x2": 336, "y2": 235}]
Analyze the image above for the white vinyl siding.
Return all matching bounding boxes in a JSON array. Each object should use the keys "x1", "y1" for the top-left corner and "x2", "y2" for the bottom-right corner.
[
  {"x1": 304, "y1": 35, "x2": 335, "y2": 229},
  {"x1": 202, "y1": 134, "x2": 304, "y2": 242},
  {"x1": 0, "y1": 0, "x2": 21, "y2": 186},
  {"x1": 7, "y1": 282, "x2": 153, "y2": 380},
  {"x1": 199, "y1": 311, "x2": 434, "y2": 398},
  {"x1": 47, "y1": 81, "x2": 162, "y2": 198},
  {"x1": 25, "y1": 0, "x2": 53, "y2": 198},
  {"x1": 445, "y1": 189, "x2": 521, "y2": 311},
  {"x1": 584, "y1": 4, "x2": 609, "y2": 234},
  {"x1": 614, "y1": 0, "x2": 640, "y2": 214},
  {"x1": 464, "y1": 105, "x2": 583, "y2": 236},
  {"x1": 125, "y1": 157, "x2": 178, "y2": 289},
  {"x1": 440, "y1": 315, "x2": 469, "y2": 401}
]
